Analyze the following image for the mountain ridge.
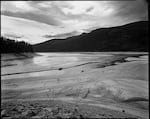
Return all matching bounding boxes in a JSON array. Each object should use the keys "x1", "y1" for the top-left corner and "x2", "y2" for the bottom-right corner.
[{"x1": 33, "y1": 21, "x2": 148, "y2": 52}]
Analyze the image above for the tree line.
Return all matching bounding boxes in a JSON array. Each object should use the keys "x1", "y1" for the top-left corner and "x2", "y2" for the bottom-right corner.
[{"x1": 0, "y1": 36, "x2": 33, "y2": 53}]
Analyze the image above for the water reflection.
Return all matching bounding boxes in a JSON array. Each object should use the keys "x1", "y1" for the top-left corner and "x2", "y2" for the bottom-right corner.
[
  {"x1": 33, "y1": 53, "x2": 79, "y2": 67},
  {"x1": 2, "y1": 53, "x2": 148, "y2": 81},
  {"x1": 1, "y1": 53, "x2": 79, "y2": 76},
  {"x1": 33, "y1": 55, "x2": 49, "y2": 66},
  {"x1": 1, "y1": 53, "x2": 80, "y2": 80}
]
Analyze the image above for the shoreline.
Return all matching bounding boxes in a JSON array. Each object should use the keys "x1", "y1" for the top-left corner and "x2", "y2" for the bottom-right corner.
[
  {"x1": 1, "y1": 52, "x2": 148, "y2": 119},
  {"x1": 1, "y1": 53, "x2": 147, "y2": 77}
]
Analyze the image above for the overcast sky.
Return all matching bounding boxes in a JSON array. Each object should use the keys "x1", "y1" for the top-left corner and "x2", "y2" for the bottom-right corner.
[{"x1": 1, "y1": 0, "x2": 148, "y2": 44}]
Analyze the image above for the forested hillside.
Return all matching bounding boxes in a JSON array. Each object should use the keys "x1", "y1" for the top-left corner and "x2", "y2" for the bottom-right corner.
[{"x1": 0, "y1": 36, "x2": 33, "y2": 53}]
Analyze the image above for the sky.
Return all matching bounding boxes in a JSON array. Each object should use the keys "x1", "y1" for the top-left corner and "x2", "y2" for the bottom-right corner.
[{"x1": 1, "y1": 0, "x2": 148, "y2": 44}]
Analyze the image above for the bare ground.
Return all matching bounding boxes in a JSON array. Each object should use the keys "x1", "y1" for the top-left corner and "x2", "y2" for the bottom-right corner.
[{"x1": 1, "y1": 53, "x2": 149, "y2": 119}]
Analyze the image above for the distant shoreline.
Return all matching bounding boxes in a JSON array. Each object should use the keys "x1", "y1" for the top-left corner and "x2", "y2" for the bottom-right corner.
[{"x1": 1, "y1": 52, "x2": 148, "y2": 77}]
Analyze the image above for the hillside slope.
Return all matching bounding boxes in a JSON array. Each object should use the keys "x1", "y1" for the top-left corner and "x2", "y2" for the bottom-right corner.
[
  {"x1": 0, "y1": 36, "x2": 33, "y2": 53},
  {"x1": 33, "y1": 21, "x2": 148, "y2": 52}
]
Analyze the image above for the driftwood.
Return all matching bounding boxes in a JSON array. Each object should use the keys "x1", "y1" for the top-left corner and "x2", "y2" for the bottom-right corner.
[{"x1": 82, "y1": 88, "x2": 90, "y2": 99}]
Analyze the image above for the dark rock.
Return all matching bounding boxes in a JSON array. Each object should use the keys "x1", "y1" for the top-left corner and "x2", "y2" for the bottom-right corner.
[
  {"x1": 79, "y1": 114, "x2": 84, "y2": 119},
  {"x1": 13, "y1": 115, "x2": 21, "y2": 118},
  {"x1": 100, "y1": 113, "x2": 105, "y2": 116},
  {"x1": 68, "y1": 115, "x2": 77, "y2": 119},
  {"x1": 30, "y1": 104, "x2": 34, "y2": 107},
  {"x1": 28, "y1": 106, "x2": 35, "y2": 110},
  {"x1": 56, "y1": 116, "x2": 63, "y2": 119},
  {"x1": 122, "y1": 110, "x2": 125, "y2": 113},
  {"x1": 16, "y1": 106, "x2": 24, "y2": 112},
  {"x1": 11, "y1": 107, "x2": 18, "y2": 111},
  {"x1": 52, "y1": 107, "x2": 59, "y2": 115},
  {"x1": 58, "y1": 68, "x2": 63, "y2": 70},
  {"x1": 31, "y1": 109, "x2": 39, "y2": 115},
  {"x1": 1, "y1": 110, "x2": 8, "y2": 117},
  {"x1": 66, "y1": 110, "x2": 71, "y2": 114},
  {"x1": 1, "y1": 110, "x2": 6, "y2": 116},
  {"x1": 21, "y1": 110, "x2": 36, "y2": 117}
]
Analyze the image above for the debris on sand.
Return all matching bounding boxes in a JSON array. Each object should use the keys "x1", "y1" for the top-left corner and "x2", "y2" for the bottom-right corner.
[
  {"x1": 122, "y1": 110, "x2": 125, "y2": 113},
  {"x1": 81, "y1": 70, "x2": 84, "y2": 72},
  {"x1": 58, "y1": 68, "x2": 63, "y2": 70},
  {"x1": 82, "y1": 89, "x2": 90, "y2": 99}
]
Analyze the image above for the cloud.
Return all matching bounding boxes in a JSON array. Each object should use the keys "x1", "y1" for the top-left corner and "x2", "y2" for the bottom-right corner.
[
  {"x1": 111, "y1": 0, "x2": 148, "y2": 20},
  {"x1": 3, "y1": 33, "x2": 23, "y2": 39},
  {"x1": 1, "y1": 15, "x2": 78, "y2": 44},
  {"x1": 43, "y1": 31, "x2": 81, "y2": 39},
  {"x1": 86, "y1": 7, "x2": 94, "y2": 12},
  {"x1": 1, "y1": 11, "x2": 61, "y2": 26},
  {"x1": 1, "y1": 0, "x2": 148, "y2": 44},
  {"x1": 1, "y1": 1, "x2": 37, "y2": 12}
]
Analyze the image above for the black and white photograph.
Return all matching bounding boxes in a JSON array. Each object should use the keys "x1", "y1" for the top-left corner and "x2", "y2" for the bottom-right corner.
[{"x1": 1, "y1": 0, "x2": 149, "y2": 118}]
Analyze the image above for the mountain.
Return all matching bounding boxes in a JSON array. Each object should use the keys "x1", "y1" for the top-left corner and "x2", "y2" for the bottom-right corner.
[{"x1": 33, "y1": 21, "x2": 148, "y2": 52}]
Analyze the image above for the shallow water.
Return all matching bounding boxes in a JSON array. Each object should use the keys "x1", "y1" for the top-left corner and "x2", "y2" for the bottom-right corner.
[
  {"x1": 1, "y1": 52, "x2": 115, "y2": 80},
  {"x1": 1, "y1": 52, "x2": 148, "y2": 80}
]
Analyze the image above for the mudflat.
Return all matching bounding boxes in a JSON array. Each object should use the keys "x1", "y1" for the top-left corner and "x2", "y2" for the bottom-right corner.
[{"x1": 1, "y1": 52, "x2": 149, "y2": 119}]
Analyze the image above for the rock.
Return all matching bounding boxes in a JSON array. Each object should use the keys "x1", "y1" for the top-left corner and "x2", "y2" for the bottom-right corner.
[
  {"x1": 122, "y1": 110, "x2": 125, "y2": 113},
  {"x1": 30, "y1": 104, "x2": 34, "y2": 107},
  {"x1": 69, "y1": 115, "x2": 78, "y2": 119},
  {"x1": 52, "y1": 108, "x2": 59, "y2": 115},
  {"x1": 16, "y1": 106, "x2": 24, "y2": 112},
  {"x1": 43, "y1": 107, "x2": 52, "y2": 112},
  {"x1": 29, "y1": 106, "x2": 35, "y2": 110},
  {"x1": 31, "y1": 115, "x2": 44, "y2": 119},
  {"x1": 74, "y1": 105, "x2": 79, "y2": 112},
  {"x1": 22, "y1": 110, "x2": 36, "y2": 117},
  {"x1": 1, "y1": 110, "x2": 6, "y2": 116},
  {"x1": 1, "y1": 110, "x2": 10, "y2": 118},
  {"x1": 108, "y1": 114, "x2": 113, "y2": 117},
  {"x1": 13, "y1": 115, "x2": 21, "y2": 118},
  {"x1": 63, "y1": 113, "x2": 72, "y2": 117},
  {"x1": 100, "y1": 113, "x2": 105, "y2": 116},
  {"x1": 58, "y1": 68, "x2": 63, "y2": 70},
  {"x1": 65, "y1": 110, "x2": 71, "y2": 114},
  {"x1": 79, "y1": 114, "x2": 84, "y2": 119},
  {"x1": 22, "y1": 110, "x2": 30, "y2": 116},
  {"x1": 11, "y1": 107, "x2": 17, "y2": 111},
  {"x1": 55, "y1": 116, "x2": 63, "y2": 119}
]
